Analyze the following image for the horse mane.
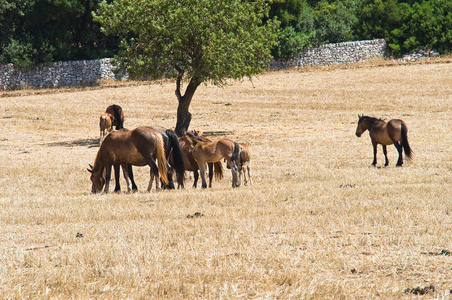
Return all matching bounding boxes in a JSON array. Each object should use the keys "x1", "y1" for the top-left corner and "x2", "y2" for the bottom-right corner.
[
  {"x1": 360, "y1": 115, "x2": 384, "y2": 122},
  {"x1": 231, "y1": 142, "x2": 240, "y2": 163},
  {"x1": 186, "y1": 131, "x2": 210, "y2": 143}
]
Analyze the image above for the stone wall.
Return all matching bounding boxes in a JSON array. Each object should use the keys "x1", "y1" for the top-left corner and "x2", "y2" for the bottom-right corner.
[
  {"x1": 0, "y1": 58, "x2": 123, "y2": 90},
  {"x1": 269, "y1": 39, "x2": 388, "y2": 70},
  {"x1": 1, "y1": 39, "x2": 388, "y2": 90}
]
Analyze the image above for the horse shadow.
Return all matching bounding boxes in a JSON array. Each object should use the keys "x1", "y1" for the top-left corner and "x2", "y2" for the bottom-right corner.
[{"x1": 45, "y1": 138, "x2": 99, "y2": 148}]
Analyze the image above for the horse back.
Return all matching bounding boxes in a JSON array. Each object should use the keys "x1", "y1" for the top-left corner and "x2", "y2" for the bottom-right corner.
[
  {"x1": 386, "y1": 119, "x2": 406, "y2": 143},
  {"x1": 100, "y1": 129, "x2": 147, "y2": 165},
  {"x1": 105, "y1": 104, "x2": 124, "y2": 129}
]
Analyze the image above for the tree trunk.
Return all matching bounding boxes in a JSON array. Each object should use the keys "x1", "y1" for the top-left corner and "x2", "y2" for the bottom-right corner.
[
  {"x1": 174, "y1": 74, "x2": 200, "y2": 136},
  {"x1": 175, "y1": 99, "x2": 192, "y2": 136}
]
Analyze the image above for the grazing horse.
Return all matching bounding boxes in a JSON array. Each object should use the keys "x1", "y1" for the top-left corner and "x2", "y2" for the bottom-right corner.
[
  {"x1": 123, "y1": 126, "x2": 185, "y2": 190},
  {"x1": 178, "y1": 133, "x2": 223, "y2": 188},
  {"x1": 237, "y1": 143, "x2": 253, "y2": 186},
  {"x1": 99, "y1": 113, "x2": 113, "y2": 143},
  {"x1": 88, "y1": 126, "x2": 168, "y2": 193},
  {"x1": 105, "y1": 104, "x2": 124, "y2": 130},
  {"x1": 186, "y1": 132, "x2": 240, "y2": 188},
  {"x1": 355, "y1": 115, "x2": 412, "y2": 167}
]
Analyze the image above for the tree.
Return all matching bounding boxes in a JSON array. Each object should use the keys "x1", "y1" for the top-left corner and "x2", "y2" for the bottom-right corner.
[
  {"x1": 94, "y1": 0, "x2": 279, "y2": 136},
  {"x1": 0, "y1": 0, "x2": 118, "y2": 69},
  {"x1": 312, "y1": 0, "x2": 358, "y2": 44},
  {"x1": 268, "y1": 0, "x2": 316, "y2": 59}
]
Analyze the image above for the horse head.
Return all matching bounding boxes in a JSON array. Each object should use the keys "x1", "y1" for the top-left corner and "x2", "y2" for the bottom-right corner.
[
  {"x1": 355, "y1": 114, "x2": 366, "y2": 137},
  {"x1": 87, "y1": 165, "x2": 105, "y2": 194}
]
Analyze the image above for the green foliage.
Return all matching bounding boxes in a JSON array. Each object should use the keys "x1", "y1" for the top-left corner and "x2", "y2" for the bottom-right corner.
[
  {"x1": 94, "y1": 0, "x2": 279, "y2": 85},
  {"x1": 1, "y1": 0, "x2": 452, "y2": 67},
  {"x1": 312, "y1": 0, "x2": 358, "y2": 44},
  {"x1": 354, "y1": 0, "x2": 452, "y2": 55},
  {"x1": 269, "y1": 0, "x2": 358, "y2": 58},
  {"x1": 0, "y1": 0, "x2": 118, "y2": 69}
]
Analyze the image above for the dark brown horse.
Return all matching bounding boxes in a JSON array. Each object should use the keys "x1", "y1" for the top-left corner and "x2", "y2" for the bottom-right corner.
[
  {"x1": 355, "y1": 115, "x2": 412, "y2": 167},
  {"x1": 88, "y1": 126, "x2": 168, "y2": 193},
  {"x1": 177, "y1": 133, "x2": 223, "y2": 188},
  {"x1": 186, "y1": 132, "x2": 240, "y2": 188},
  {"x1": 105, "y1": 104, "x2": 124, "y2": 130}
]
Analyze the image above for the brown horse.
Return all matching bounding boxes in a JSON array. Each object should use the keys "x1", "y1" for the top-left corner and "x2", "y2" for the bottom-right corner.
[
  {"x1": 178, "y1": 133, "x2": 223, "y2": 188},
  {"x1": 237, "y1": 142, "x2": 253, "y2": 186},
  {"x1": 186, "y1": 132, "x2": 240, "y2": 188},
  {"x1": 105, "y1": 104, "x2": 124, "y2": 130},
  {"x1": 88, "y1": 126, "x2": 168, "y2": 193},
  {"x1": 355, "y1": 115, "x2": 412, "y2": 167},
  {"x1": 121, "y1": 125, "x2": 185, "y2": 190},
  {"x1": 99, "y1": 113, "x2": 113, "y2": 143}
]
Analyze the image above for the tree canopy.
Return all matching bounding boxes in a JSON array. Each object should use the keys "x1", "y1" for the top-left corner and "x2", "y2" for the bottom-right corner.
[{"x1": 94, "y1": 0, "x2": 279, "y2": 135}]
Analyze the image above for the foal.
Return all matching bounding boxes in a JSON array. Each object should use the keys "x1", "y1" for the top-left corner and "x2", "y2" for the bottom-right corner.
[
  {"x1": 178, "y1": 133, "x2": 223, "y2": 188},
  {"x1": 355, "y1": 115, "x2": 412, "y2": 167},
  {"x1": 186, "y1": 132, "x2": 240, "y2": 188},
  {"x1": 99, "y1": 113, "x2": 113, "y2": 143},
  {"x1": 237, "y1": 143, "x2": 253, "y2": 186}
]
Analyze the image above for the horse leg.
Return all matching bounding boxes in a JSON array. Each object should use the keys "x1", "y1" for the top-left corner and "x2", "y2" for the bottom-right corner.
[
  {"x1": 121, "y1": 164, "x2": 131, "y2": 192},
  {"x1": 237, "y1": 164, "x2": 243, "y2": 186},
  {"x1": 193, "y1": 170, "x2": 199, "y2": 188},
  {"x1": 247, "y1": 165, "x2": 254, "y2": 186},
  {"x1": 127, "y1": 164, "x2": 138, "y2": 192},
  {"x1": 164, "y1": 161, "x2": 175, "y2": 190},
  {"x1": 104, "y1": 164, "x2": 112, "y2": 193},
  {"x1": 208, "y1": 163, "x2": 214, "y2": 188},
  {"x1": 147, "y1": 165, "x2": 160, "y2": 192},
  {"x1": 226, "y1": 158, "x2": 240, "y2": 188},
  {"x1": 382, "y1": 145, "x2": 389, "y2": 167},
  {"x1": 114, "y1": 164, "x2": 121, "y2": 192},
  {"x1": 198, "y1": 163, "x2": 208, "y2": 189},
  {"x1": 371, "y1": 140, "x2": 378, "y2": 166},
  {"x1": 394, "y1": 142, "x2": 403, "y2": 166}
]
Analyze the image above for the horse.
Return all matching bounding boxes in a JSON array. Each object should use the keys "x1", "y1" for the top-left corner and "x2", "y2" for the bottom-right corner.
[
  {"x1": 88, "y1": 126, "x2": 168, "y2": 193},
  {"x1": 177, "y1": 132, "x2": 223, "y2": 188},
  {"x1": 355, "y1": 115, "x2": 412, "y2": 167},
  {"x1": 99, "y1": 113, "x2": 113, "y2": 143},
  {"x1": 186, "y1": 132, "x2": 240, "y2": 188},
  {"x1": 105, "y1": 104, "x2": 124, "y2": 130},
  {"x1": 237, "y1": 142, "x2": 253, "y2": 186},
  {"x1": 122, "y1": 126, "x2": 185, "y2": 190}
]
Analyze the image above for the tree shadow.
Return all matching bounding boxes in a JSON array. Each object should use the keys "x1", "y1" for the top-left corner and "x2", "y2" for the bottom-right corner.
[{"x1": 45, "y1": 138, "x2": 99, "y2": 148}]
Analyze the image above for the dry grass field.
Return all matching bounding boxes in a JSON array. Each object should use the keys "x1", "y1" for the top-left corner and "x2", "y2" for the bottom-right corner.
[{"x1": 1, "y1": 58, "x2": 452, "y2": 299}]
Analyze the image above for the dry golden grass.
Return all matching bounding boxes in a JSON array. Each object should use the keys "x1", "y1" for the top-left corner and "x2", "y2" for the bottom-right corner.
[{"x1": 1, "y1": 58, "x2": 452, "y2": 299}]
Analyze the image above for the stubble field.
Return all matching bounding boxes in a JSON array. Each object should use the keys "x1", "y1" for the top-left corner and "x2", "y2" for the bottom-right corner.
[{"x1": 1, "y1": 59, "x2": 452, "y2": 299}]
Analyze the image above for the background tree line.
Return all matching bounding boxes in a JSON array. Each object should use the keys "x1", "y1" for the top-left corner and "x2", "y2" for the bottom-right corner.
[{"x1": 1, "y1": 0, "x2": 451, "y2": 69}]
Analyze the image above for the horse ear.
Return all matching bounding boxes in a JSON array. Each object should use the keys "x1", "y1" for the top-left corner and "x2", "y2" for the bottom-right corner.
[{"x1": 87, "y1": 168, "x2": 93, "y2": 173}]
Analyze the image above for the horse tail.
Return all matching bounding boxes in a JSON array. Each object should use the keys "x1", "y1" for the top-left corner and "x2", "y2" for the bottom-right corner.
[
  {"x1": 113, "y1": 106, "x2": 124, "y2": 129},
  {"x1": 401, "y1": 123, "x2": 412, "y2": 159},
  {"x1": 214, "y1": 161, "x2": 223, "y2": 180},
  {"x1": 165, "y1": 129, "x2": 185, "y2": 186},
  {"x1": 106, "y1": 105, "x2": 124, "y2": 129},
  {"x1": 155, "y1": 133, "x2": 169, "y2": 185}
]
